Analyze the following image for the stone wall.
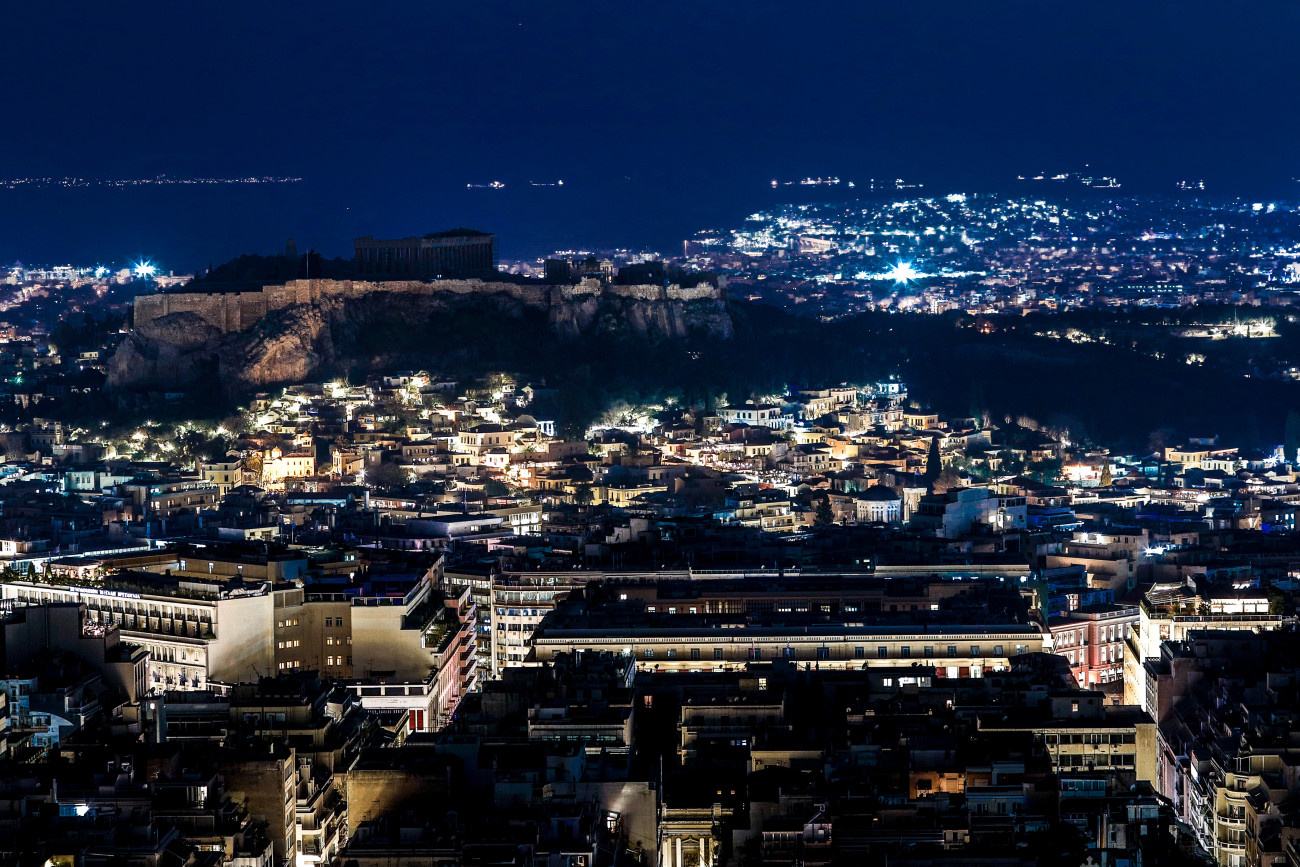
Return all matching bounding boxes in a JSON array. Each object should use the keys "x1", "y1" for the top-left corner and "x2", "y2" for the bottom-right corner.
[
  {"x1": 133, "y1": 277, "x2": 724, "y2": 335},
  {"x1": 112, "y1": 273, "x2": 732, "y2": 393}
]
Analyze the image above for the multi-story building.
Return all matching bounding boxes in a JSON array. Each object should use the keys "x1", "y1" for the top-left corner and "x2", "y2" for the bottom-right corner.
[
  {"x1": 295, "y1": 763, "x2": 348, "y2": 866},
  {"x1": 277, "y1": 574, "x2": 477, "y2": 731},
  {"x1": 1045, "y1": 527, "x2": 1151, "y2": 596},
  {"x1": 453, "y1": 423, "x2": 521, "y2": 467},
  {"x1": 0, "y1": 571, "x2": 275, "y2": 691},
  {"x1": 199, "y1": 458, "x2": 243, "y2": 496},
  {"x1": 116, "y1": 477, "x2": 221, "y2": 521},
  {"x1": 219, "y1": 742, "x2": 298, "y2": 863},
  {"x1": 0, "y1": 548, "x2": 475, "y2": 729},
  {"x1": 980, "y1": 696, "x2": 1157, "y2": 784},
  {"x1": 530, "y1": 577, "x2": 1046, "y2": 674},
  {"x1": 0, "y1": 602, "x2": 149, "y2": 705},
  {"x1": 1124, "y1": 582, "x2": 1294, "y2": 708},
  {"x1": 1140, "y1": 631, "x2": 1300, "y2": 867},
  {"x1": 490, "y1": 572, "x2": 586, "y2": 678},
  {"x1": 719, "y1": 403, "x2": 789, "y2": 430},
  {"x1": 262, "y1": 448, "x2": 316, "y2": 486},
  {"x1": 726, "y1": 490, "x2": 800, "y2": 532},
  {"x1": 911, "y1": 487, "x2": 1027, "y2": 538},
  {"x1": 1048, "y1": 603, "x2": 1139, "y2": 687}
]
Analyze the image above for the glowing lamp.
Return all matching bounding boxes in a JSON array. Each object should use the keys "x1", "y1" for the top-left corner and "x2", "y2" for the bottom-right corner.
[{"x1": 886, "y1": 261, "x2": 922, "y2": 284}]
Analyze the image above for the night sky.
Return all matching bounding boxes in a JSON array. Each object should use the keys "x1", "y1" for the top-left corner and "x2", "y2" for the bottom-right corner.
[{"x1": 2, "y1": 0, "x2": 1297, "y2": 267}]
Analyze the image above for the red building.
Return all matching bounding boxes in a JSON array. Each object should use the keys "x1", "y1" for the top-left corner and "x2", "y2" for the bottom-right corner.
[{"x1": 1048, "y1": 603, "x2": 1139, "y2": 687}]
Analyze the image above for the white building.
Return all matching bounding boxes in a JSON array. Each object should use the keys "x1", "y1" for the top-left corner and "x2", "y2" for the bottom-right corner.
[
  {"x1": 912, "y1": 487, "x2": 1027, "y2": 538},
  {"x1": 855, "y1": 486, "x2": 903, "y2": 523},
  {"x1": 0, "y1": 575, "x2": 275, "y2": 691},
  {"x1": 719, "y1": 403, "x2": 789, "y2": 430}
]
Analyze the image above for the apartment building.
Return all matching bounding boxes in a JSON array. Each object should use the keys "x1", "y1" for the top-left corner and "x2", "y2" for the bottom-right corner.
[
  {"x1": 1124, "y1": 582, "x2": 1294, "y2": 708},
  {"x1": 530, "y1": 577, "x2": 1046, "y2": 674},
  {"x1": 912, "y1": 487, "x2": 1027, "y2": 538},
  {"x1": 116, "y1": 478, "x2": 221, "y2": 521},
  {"x1": 1048, "y1": 603, "x2": 1139, "y2": 687},
  {"x1": 198, "y1": 459, "x2": 243, "y2": 497},
  {"x1": 0, "y1": 572, "x2": 274, "y2": 691},
  {"x1": 275, "y1": 575, "x2": 477, "y2": 731},
  {"x1": 1143, "y1": 632, "x2": 1300, "y2": 867}
]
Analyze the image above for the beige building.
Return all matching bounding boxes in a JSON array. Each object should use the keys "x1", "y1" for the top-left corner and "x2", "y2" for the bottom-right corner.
[
  {"x1": 199, "y1": 459, "x2": 243, "y2": 496},
  {"x1": 980, "y1": 698, "x2": 1157, "y2": 785},
  {"x1": 263, "y1": 449, "x2": 316, "y2": 485},
  {"x1": 273, "y1": 574, "x2": 477, "y2": 731},
  {"x1": 454, "y1": 424, "x2": 521, "y2": 467},
  {"x1": 0, "y1": 573, "x2": 275, "y2": 691},
  {"x1": 220, "y1": 743, "x2": 297, "y2": 863},
  {"x1": 118, "y1": 478, "x2": 221, "y2": 520}
]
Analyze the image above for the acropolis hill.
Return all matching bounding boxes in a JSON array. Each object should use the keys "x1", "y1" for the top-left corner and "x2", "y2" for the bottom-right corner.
[{"x1": 108, "y1": 276, "x2": 733, "y2": 393}]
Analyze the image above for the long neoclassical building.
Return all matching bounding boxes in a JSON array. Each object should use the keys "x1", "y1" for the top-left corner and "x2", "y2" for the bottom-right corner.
[{"x1": 530, "y1": 575, "x2": 1046, "y2": 675}]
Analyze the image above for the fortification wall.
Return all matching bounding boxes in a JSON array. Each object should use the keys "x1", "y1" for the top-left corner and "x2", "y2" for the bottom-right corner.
[
  {"x1": 602, "y1": 283, "x2": 721, "y2": 302},
  {"x1": 133, "y1": 276, "x2": 724, "y2": 335},
  {"x1": 133, "y1": 291, "x2": 246, "y2": 333},
  {"x1": 667, "y1": 284, "x2": 721, "y2": 302}
]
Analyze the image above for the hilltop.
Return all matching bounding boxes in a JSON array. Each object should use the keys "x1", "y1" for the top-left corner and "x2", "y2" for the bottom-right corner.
[{"x1": 107, "y1": 276, "x2": 733, "y2": 395}]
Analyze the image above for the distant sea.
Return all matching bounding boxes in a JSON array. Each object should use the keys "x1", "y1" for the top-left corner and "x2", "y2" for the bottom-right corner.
[{"x1": 1, "y1": 173, "x2": 1294, "y2": 272}]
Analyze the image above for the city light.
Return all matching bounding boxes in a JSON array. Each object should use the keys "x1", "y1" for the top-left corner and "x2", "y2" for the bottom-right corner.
[
  {"x1": 133, "y1": 260, "x2": 157, "y2": 278},
  {"x1": 886, "y1": 261, "x2": 923, "y2": 284}
]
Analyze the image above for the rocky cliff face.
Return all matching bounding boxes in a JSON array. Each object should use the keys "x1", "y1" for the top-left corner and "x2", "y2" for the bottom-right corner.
[{"x1": 107, "y1": 279, "x2": 732, "y2": 394}]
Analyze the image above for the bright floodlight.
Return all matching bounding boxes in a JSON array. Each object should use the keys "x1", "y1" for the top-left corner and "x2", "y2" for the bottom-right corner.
[
  {"x1": 134, "y1": 260, "x2": 157, "y2": 278},
  {"x1": 886, "y1": 261, "x2": 922, "y2": 284}
]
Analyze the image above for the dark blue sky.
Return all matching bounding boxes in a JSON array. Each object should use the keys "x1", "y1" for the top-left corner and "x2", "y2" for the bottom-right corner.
[{"x1": 2, "y1": 0, "x2": 1298, "y2": 267}]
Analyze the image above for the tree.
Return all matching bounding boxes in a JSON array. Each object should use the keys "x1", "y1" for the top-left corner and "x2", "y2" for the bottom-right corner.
[
  {"x1": 1099, "y1": 462, "x2": 1112, "y2": 487},
  {"x1": 997, "y1": 449, "x2": 1026, "y2": 476},
  {"x1": 932, "y1": 469, "x2": 965, "y2": 494},
  {"x1": 1242, "y1": 413, "x2": 1261, "y2": 451},
  {"x1": 1027, "y1": 457, "x2": 1063, "y2": 485},
  {"x1": 244, "y1": 452, "x2": 263, "y2": 486},
  {"x1": 1147, "y1": 427, "x2": 1176, "y2": 455},
  {"x1": 972, "y1": 376, "x2": 987, "y2": 421},
  {"x1": 574, "y1": 484, "x2": 594, "y2": 508},
  {"x1": 1266, "y1": 586, "x2": 1289, "y2": 617},
  {"x1": 220, "y1": 414, "x2": 249, "y2": 436},
  {"x1": 1284, "y1": 410, "x2": 1300, "y2": 464},
  {"x1": 366, "y1": 461, "x2": 409, "y2": 488},
  {"x1": 814, "y1": 497, "x2": 835, "y2": 526},
  {"x1": 925, "y1": 435, "x2": 941, "y2": 482}
]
